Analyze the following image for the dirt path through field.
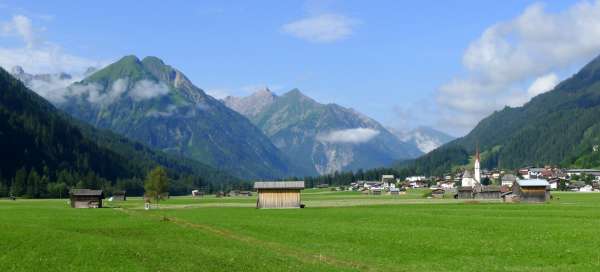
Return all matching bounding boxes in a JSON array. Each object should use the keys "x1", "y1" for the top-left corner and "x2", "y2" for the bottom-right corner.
[{"x1": 116, "y1": 208, "x2": 387, "y2": 272}]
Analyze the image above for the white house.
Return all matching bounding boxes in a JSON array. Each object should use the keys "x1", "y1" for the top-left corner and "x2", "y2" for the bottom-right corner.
[
  {"x1": 501, "y1": 174, "x2": 517, "y2": 187},
  {"x1": 548, "y1": 180, "x2": 559, "y2": 190},
  {"x1": 406, "y1": 176, "x2": 426, "y2": 182},
  {"x1": 381, "y1": 175, "x2": 396, "y2": 189},
  {"x1": 579, "y1": 185, "x2": 594, "y2": 192}
]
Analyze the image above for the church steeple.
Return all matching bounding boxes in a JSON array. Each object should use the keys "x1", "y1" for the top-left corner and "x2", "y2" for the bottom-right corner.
[{"x1": 474, "y1": 143, "x2": 481, "y2": 184}]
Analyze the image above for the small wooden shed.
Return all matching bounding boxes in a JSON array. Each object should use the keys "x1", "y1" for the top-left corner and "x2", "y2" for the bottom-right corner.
[
  {"x1": 431, "y1": 188, "x2": 445, "y2": 198},
  {"x1": 69, "y1": 189, "x2": 104, "y2": 208},
  {"x1": 475, "y1": 185, "x2": 501, "y2": 199},
  {"x1": 112, "y1": 191, "x2": 126, "y2": 201},
  {"x1": 456, "y1": 186, "x2": 474, "y2": 199},
  {"x1": 512, "y1": 179, "x2": 550, "y2": 203},
  {"x1": 254, "y1": 181, "x2": 304, "y2": 209}
]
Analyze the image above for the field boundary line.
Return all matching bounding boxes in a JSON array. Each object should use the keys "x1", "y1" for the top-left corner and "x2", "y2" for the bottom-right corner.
[{"x1": 115, "y1": 208, "x2": 390, "y2": 272}]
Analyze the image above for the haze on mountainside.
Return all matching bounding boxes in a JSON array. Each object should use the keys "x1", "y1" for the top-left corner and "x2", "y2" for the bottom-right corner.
[{"x1": 223, "y1": 88, "x2": 426, "y2": 175}]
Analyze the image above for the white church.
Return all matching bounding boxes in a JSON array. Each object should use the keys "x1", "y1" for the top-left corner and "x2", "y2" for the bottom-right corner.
[{"x1": 461, "y1": 148, "x2": 481, "y2": 187}]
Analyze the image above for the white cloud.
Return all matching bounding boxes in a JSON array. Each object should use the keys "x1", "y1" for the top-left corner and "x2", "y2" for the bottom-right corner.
[
  {"x1": 62, "y1": 78, "x2": 170, "y2": 104},
  {"x1": 0, "y1": 15, "x2": 101, "y2": 75},
  {"x1": 317, "y1": 128, "x2": 380, "y2": 144},
  {"x1": 1, "y1": 15, "x2": 37, "y2": 48},
  {"x1": 436, "y1": 1, "x2": 600, "y2": 135},
  {"x1": 282, "y1": 13, "x2": 358, "y2": 43},
  {"x1": 527, "y1": 73, "x2": 559, "y2": 97},
  {"x1": 26, "y1": 75, "x2": 76, "y2": 103},
  {"x1": 129, "y1": 79, "x2": 170, "y2": 101}
]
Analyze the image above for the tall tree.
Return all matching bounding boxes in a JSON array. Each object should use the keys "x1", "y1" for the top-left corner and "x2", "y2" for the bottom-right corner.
[
  {"x1": 144, "y1": 166, "x2": 169, "y2": 204},
  {"x1": 11, "y1": 167, "x2": 27, "y2": 196}
]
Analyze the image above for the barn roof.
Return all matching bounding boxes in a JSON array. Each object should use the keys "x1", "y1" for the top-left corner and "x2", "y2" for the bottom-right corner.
[
  {"x1": 517, "y1": 179, "x2": 549, "y2": 187},
  {"x1": 70, "y1": 189, "x2": 103, "y2": 196},
  {"x1": 481, "y1": 185, "x2": 501, "y2": 192},
  {"x1": 254, "y1": 181, "x2": 305, "y2": 189}
]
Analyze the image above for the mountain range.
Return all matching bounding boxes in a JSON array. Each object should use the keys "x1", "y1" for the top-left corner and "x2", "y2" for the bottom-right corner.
[
  {"x1": 224, "y1": 88, "x2": 422, "y2": 175},
  {"x1": 9, "y1": 55, "x2": 453, "y2": 180},
  {"x1": 0, "y1": 67, "x2": 238, "y2": 197},
  {"x1": 389, "y1": 126, "x2": 455, "y2": 153},
  {"x1": 397, "y1": 54, "x2": 600, "y2": 176},
  {"x1": 54, "y1": 56, "x2": 297, "y2": 179}
]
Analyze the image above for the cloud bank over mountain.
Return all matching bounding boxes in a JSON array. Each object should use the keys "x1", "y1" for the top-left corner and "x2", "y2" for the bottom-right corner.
[
  {"x1": 437, "y1": 1, "x2": 600, "y2": 134},
  {"x1": 316, "y1": 128, "x2": 380, "y2": 144}
]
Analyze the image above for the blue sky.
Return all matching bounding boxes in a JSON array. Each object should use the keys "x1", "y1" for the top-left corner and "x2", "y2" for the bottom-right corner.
[{"x1": 1, "y1": 0, "x2": 596, "y2": 136}]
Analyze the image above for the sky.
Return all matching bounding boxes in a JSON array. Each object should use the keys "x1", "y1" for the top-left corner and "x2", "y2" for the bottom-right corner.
[{"x1": 1, "y1": 0, "x2": 598, "y2": 136}]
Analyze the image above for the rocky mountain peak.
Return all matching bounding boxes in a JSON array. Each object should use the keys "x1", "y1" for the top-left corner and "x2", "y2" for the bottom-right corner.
[
  {"x1": 223, "y1": 87, "x2": 277, "y2": 117},
  {"x1": 11, "y1": 66, "x2": 24, "y2": 75}
]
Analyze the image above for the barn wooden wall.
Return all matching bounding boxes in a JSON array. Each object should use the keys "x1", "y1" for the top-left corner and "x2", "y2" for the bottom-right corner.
[
  {"x1": 257, "y1": 189, "x2": 301, "y2": 208},
  {"x1": 520, "y1": 187, "x2": 549, "y2": 203}
]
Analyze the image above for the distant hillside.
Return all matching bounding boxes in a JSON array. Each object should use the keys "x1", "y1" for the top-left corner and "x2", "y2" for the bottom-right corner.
[
  {"x1": 390, "y1": 126, "x2": 455, "y2": 153},
  {"x1": 397, "y1": 54, "x2": 600, "y2": 176},
  {"x1": 57, "y1": 55, "x2": 299, "y2": 179},
  {"x1": 224, "y1": 88, "x2": 422, "y2": 175},
  {"x1": 0, "y1": 67, "x2": 239, "y2": 197}
]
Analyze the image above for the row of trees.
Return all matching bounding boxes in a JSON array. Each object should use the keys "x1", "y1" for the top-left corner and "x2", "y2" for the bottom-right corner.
[{"x1": 0, "y1": 164, "x2": 250, "y2": 198}]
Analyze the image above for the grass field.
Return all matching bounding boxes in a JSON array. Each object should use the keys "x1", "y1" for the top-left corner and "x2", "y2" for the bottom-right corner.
[{"x1": 2, "y1": 189, "x2": 600, "y2": 271}]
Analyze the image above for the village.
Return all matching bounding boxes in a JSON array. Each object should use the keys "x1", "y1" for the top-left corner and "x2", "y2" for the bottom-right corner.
[{"x1": 64, "y1": 149, "x2": 600, "y2": 209}]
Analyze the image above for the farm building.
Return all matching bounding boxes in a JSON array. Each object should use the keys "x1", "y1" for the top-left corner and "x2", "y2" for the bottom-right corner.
[
  {"x1": 501, "y1": 174, "x2": 517, "y2": 187},
  {"x1": 254, "y1": 181, "x2": 304, "y2": 209},
  {"x1": 475, "y1": 185, "x2": 501, "y2": 199},
  {"x1": 431, "y1": 188, "x2": 445, "y2": 198},
  {"x1": 370, "y1": 187, "x2": 382, "y2": 195},
  {"x1": 112, "y1": 191, "x2": 126, "y2": 201},
  {"x1": 69, "y1": 189, "x2": 104, "y2": 208},
  {"x1": 512, "y1": 179, "x2": 550, "y2": 203},
  {"x1": 456, "y1": 187, "x2": 473, "y2": 199},
  {"x1": 381, "y1": 175, "x2": 396, "y2": 188},
  {"x1": 238, "y1": 191, "x2": 253, "y2": 196},
  {"x1": 501, "y1": 192, "x2": 519, "y2": 203},
  {"x1": 192, "y1": 190, "x2": 204, "y2": 197}
]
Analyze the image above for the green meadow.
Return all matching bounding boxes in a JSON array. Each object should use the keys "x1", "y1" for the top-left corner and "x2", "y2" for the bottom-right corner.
[{"x1": 2, "y1": 189, "x2": 600, "y2": 271}]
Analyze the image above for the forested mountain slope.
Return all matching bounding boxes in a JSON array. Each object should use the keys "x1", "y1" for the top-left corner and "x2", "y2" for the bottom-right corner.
[
  {"x1": 0, "y1": 67, "x2": 239, "y2": 197},
  {"x1": 397, "y1": 54, "x2": 600, "y2": 176}
]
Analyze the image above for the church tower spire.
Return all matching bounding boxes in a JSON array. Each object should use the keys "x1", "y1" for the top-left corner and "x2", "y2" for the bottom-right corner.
[{"x1": 474, "y1": 143, "x2": 481, "y2": 184}]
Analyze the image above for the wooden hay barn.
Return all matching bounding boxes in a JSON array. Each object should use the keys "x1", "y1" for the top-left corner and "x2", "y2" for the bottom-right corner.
[
  {"x1": 475, "y1": 185, "x2": 501, "y2": 199},
  {"x1": 238, "y1": 191, "x2": 253, "y2": 196},
  {"x1": 254, "y1": 181, "x2": 304, "y2": 209},
  {"x1": 431, "y1": 188, "x2": 445, "y2": 198},
  {"x1": 456, "y1": 187, "x2": 473, "y2": 199},
  {"x1": 192, "y1": 190, "x2": 204, "y2": 197},
  {"x1": 112, "y1": 191, "x2": 126, "y2": 201},
  {"x1": 69, "y1": 189, "x2": 104, "y2": 208},
  {"x1": 512, "y1": 179, "x2": 550, "y2": 203}
]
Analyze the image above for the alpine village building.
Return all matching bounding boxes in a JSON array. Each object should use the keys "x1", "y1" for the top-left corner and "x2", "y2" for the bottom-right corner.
[
  {"x1": 69, "y1": 189, "x2": 104, "y2": 208},
  {"x1": 254, "y1": 181, "x2": 305, "y2": 209}
]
